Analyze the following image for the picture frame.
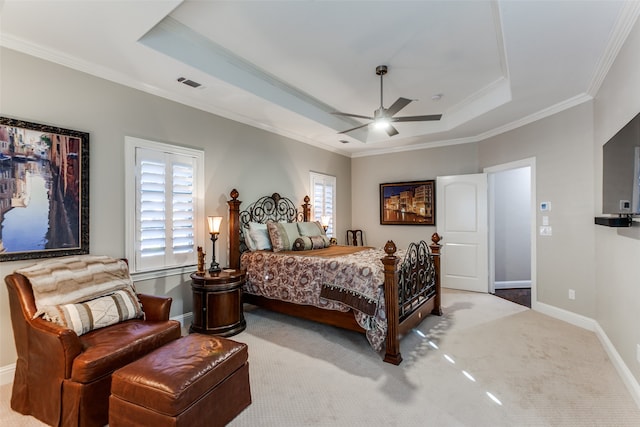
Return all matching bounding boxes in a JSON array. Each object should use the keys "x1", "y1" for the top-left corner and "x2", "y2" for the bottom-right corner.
[
  {"x1": 380, "y1": 180, "x2": 435, "y2": 225},
  {"x1": 0, "y1": 117, "x2": 89, "y2": 261}
]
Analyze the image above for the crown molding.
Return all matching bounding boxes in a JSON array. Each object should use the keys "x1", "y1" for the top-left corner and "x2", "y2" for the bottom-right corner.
[
  {"x1": 351, "y1": 93, "x2": 593, "y2": 158},
  {"x1": 587, "y1": 0, "x2": 640, "y2": 96},
  {"x1": 0, "y1": 33, "x2": 350, "y2": 157}
]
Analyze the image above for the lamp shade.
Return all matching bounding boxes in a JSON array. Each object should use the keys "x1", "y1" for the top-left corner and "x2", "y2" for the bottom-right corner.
[
  {"x1": 321, "y1": 215, "x2": 331, "y2": 228},
  {"x1": 207, "y1": 216, "x2": 223, "y2": 234}
]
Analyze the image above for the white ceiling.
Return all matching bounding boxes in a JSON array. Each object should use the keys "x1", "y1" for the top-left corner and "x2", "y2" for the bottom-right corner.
[{"x1": 1, "y1": 0, "x2": 639, "y2": 157}]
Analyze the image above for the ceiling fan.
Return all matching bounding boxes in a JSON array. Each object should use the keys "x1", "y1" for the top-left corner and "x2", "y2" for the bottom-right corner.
[{"x1": 332, "y1": 65, "x2": 442, "y2": 137}]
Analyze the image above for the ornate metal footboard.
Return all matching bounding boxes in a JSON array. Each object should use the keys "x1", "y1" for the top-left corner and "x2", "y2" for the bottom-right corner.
[
  {"x1": 382, "y1": 234, "x2": 441, "y2": 364},
  {"x1": 399, "y1": 240, "x2": 438, "y2": 321}
]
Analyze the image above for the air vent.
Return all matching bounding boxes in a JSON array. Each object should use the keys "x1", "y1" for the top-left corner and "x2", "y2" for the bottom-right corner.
[{"x1": 177, "y1": 77, "x2": 202, "y2": 88}]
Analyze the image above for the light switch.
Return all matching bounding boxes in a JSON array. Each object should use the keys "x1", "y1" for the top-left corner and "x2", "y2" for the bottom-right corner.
[
  {"x1": 542, "y1": 216, "x2": 549, "y2": 226},
  {"x1": 539, "y1": 226, "x2": 552, "y2": 236}
]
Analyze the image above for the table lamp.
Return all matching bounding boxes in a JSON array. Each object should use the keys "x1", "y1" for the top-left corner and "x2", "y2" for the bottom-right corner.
[
  {"x1": 321, "y1": 215, "x2": 331, "y2": 233},
  {"x1": 207, "y1": 216, "x2": 223, "y2": 273}
]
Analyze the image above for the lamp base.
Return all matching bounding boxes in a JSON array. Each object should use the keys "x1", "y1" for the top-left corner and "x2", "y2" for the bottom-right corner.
[{"x1": 209, "y1": 232, "x2": 221, "y2": 274}]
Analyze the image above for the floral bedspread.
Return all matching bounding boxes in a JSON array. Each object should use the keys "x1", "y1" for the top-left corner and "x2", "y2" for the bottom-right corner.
[{"x1": 241, "y1": 246, "x2": 403, "y2": 351}]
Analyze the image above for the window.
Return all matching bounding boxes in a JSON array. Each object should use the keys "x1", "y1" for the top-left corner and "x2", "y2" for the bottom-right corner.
[
  {"x1": 125, "y1": 137, "x2": 204, "y2": 276},
  {"x1": 310, "y1": 172, "x2": 336, "y2": 237}
]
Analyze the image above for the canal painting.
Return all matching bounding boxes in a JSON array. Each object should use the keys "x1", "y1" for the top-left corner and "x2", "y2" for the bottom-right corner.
[
  {"x1": 380, "y1": 180, "x2": 435, "y2": 225},
  {"x1": 0, "y1": 117, "x2": 89, "y2": 261}
]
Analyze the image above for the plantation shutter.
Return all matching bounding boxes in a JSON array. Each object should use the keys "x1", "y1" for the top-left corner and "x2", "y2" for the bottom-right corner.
[
  {"x1": 136, "y1": 147, "x2": 196, "y2": 271},
  {"x1": 310, "y1": 172, "x2": 336, "y2": 237}
]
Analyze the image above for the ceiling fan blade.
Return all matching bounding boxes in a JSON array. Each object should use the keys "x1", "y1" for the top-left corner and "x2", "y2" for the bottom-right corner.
[
  {"x1": 386, "y1": 125, "x2": 399, "y2": 137},
  {"x1": 331, "y1": 112, "x2": 374, "y2": 120},
  {"x1": 393, "y1": 114, "x2": 442, "y2": 122},
  {"x1": 386, "y1": 97, "x2": 413, "y2": 117},
  {"x1": 338, "y1": 122, "x2": 371, "y2": 134}
]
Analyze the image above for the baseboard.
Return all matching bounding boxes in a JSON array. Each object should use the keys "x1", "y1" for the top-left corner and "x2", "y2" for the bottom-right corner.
[
  {"x1": 594, "y1": 322, "x2": 640, "y2": 408},
  {"x1": 171, "y1": 311, "x2": 193, "y2": 331},
  {"x1": 0, "y1": 312, "x2": 194, "y2": 387},
  {"x1": 0, "y1": 363, "x2": 15, "y2": 386},
  {"x1": 494, "y1": 280, "x2": 531, "y2": 289},
  {"x1": 533, "y1": 301, "x2": 597, "y2": 331},
  {"x1": 534, "y1": 301, "x2": 640, "y2": 408}
]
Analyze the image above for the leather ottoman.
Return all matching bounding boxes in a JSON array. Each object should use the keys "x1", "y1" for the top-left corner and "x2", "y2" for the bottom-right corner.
[{"x1": 109, "y1": 333, "x2": 251, "y2": 427}]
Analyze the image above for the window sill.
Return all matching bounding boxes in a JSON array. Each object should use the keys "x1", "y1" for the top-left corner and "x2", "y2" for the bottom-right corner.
[{"x1": 131, "y1": 264, "x2": 197, "y2": 282}]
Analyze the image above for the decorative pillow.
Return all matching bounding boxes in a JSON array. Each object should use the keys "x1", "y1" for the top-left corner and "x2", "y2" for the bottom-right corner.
[
  {"x1": 243, "y1": 227, "x2": 256, "y2": 251},
  {"x1": 292, "y1": 235, "x2": 331, "y2": 251},
  {"x1": 248, "y1": 222, "x2": 271, "y2": 251},
  {"x1": 267, "y1": 221, "x2": 301, "y2": 252},
  {"x1": 40, "y1": 287, "x2": 143, "y2": 336},
  {"x1": 297, "y1": 221, "x2": 326, "y2": 237}
]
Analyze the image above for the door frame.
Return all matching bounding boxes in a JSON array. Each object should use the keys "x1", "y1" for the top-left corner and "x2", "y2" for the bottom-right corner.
[{"x1": 484, "y1": 157, "x2": 537, "y2": 309}]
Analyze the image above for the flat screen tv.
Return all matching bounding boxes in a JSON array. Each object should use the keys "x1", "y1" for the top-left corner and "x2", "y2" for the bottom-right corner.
[{"x1": 602, "y1": 112, "x2": 640, "y2": 215}]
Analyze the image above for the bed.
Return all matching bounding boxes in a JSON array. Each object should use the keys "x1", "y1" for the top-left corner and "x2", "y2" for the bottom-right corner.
[{"x1": 227, "y1": 189, "x2": 442, "y2": 364}]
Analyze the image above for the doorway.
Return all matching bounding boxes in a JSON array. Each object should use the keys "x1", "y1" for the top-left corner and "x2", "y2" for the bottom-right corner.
[{"x1": 486, "y1": 158, "x2": 536, "y2": 308}]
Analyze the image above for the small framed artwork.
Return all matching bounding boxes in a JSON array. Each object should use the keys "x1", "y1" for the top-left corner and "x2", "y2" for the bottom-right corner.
[
  {"x1": 0, "y1": 117, "x2": 89, "y2": 261},
  {"x1": 380, "y1": 180, "x2": 435, "y2": 225}
]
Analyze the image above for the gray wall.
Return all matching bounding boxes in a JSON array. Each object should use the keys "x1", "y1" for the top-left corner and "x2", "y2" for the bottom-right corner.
[
  {"x1": 353, "y1": 102, "x2": 596, "y2": 316},
  {"x1": 478, "y1": 102, "x2": 597, "y2": 316},
  {"x1": 351, "y1": 142, "x2": 479, "y2": 249},
  {"x1": 0, "y1": 47, "x2": 351, "y2": 367},
  {"x1": 593, "y1": 15, "x2": 640, "y2": 383}
]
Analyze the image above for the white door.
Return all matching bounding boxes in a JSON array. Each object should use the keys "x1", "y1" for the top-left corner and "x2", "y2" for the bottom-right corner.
[{"x1": 436, "y1": 174, "x2": 488, "y2": 293}]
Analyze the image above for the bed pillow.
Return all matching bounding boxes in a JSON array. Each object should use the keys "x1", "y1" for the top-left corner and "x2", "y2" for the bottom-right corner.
[
  {"x1": 40, "y1": 287, "x2": 143, "y2": 336},
  {"x1": 297, "y1": 221, "x2": 326, "y2": 237},
  {"x1": 248, "y1": 222, "x2": 271, "y2": 251},
  {"x1": 267, "y1": 221, "x2": 301, "y2": 252},
  {"x1": 292, "y1": 235, "x2": 331, "y2": 251},
  {"x1": 243, "y1": 227, "x2": 256, "y2": 251}
]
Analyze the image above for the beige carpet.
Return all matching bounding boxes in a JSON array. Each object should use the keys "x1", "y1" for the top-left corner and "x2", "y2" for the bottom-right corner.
[{"x1": 2, "y1": 289, "x2": 640, "y2": 426}]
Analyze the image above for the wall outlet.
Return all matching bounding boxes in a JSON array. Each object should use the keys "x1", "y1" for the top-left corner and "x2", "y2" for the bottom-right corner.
[
  {"x1": 568, "y1": 289, "x2": 575, "y2": 300},
  {"x1": 621, "y1": 200, "x2": 631, "y2": 211}
]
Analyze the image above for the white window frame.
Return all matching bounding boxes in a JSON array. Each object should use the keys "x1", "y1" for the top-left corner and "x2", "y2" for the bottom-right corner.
[
  {"x1": 309, "y1": 171, "x2": 336, "y2": 238},
  {"x1": 125, "y1": 136, "x2": 205, "y2": 280}
]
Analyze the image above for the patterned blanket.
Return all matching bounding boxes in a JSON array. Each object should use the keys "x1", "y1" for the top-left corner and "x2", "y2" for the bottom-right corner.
[{"x1": 241, "y1": 246, "x2": 403, "y2": 351}]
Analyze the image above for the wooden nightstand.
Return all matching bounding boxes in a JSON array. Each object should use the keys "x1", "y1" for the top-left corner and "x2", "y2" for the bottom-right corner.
[{"x1": 189, "y1": 269, "x2": 246, "y2": 337}]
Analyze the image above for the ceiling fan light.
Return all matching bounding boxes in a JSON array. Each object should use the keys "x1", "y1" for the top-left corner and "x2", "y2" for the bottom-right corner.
[{"x1": 374, "y1": 118, "x2": 390, "y2": 130}]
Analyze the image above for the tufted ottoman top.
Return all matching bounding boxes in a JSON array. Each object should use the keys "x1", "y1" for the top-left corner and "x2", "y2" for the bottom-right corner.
[{"x1": 111, "y1": 333, "x2": 248, "y2": 417}]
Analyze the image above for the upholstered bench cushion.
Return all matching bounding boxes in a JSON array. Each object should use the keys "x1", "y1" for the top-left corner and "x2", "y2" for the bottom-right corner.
[
  {"x1": 111, "y1": 334, "x2": 249, "y2": 417},
  {"x1": 71, "y1": 319, "x2": 181, "y2": 383}
]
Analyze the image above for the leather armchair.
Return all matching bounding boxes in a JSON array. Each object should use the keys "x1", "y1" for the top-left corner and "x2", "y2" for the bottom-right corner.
[{"x1": 5, "y1": 272, "x2": 182, "y2": 427}]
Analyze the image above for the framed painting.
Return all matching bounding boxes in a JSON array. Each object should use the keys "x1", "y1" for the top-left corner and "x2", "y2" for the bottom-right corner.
[
  {"x1": 380, "y1": 180, "x2": 435, "y2": 225},
  {"x1": 0, "y1": 117, "x2": 89, "y2": 261}
]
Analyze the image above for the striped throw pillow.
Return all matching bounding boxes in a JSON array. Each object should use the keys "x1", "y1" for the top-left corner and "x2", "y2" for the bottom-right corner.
[{"x1": 42, "y1": 287, "x2": 143, "y2": 336}]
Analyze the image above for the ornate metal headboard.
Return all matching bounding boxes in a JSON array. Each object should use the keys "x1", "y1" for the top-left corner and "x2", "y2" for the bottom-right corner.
[
  {"x1": 227, "y1": 189, "x2": 310, "y2": 268},
  {"x1": 240, "y1": 193, "x2": 303, "y2": 226},
  {"x1": 238, "y1": 192, "x2": 308, "y2": 252}
]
